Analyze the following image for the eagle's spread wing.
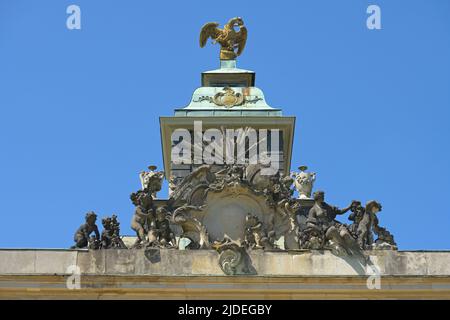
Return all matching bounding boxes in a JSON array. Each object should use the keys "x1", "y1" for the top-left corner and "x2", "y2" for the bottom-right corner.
[
  {"x1": 200, "y1": 22, "x2": 220, "y2": 47},
  {"x1": 235, "y1": 26, "x2": 247, "y2": 56}
]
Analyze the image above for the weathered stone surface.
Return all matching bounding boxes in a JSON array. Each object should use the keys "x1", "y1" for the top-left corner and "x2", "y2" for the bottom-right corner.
[
  {"x1": 104, "y1": 249, "x2": 135, "y2": 274},
  {"x1": 35, "y1": 250, "x2": 77, "y2": 274},
  {"x1": 291, "y1": 251, "x2": 314, "y2": 275},
  {"x1": 1, "y1": 249, "x2": 450, "y2": 277},
  {"x1": 191, "y1": 250, "x2": 222, "y2": 275},
  {"x1": 134, "y1": 249, "x2": 163, "y2": 275},
  {"x1": 259, "y1": 252, "x2": 294, "y2": 275},
  {"x1": 0, "y1": 250, "x2": 36, "y2": 274},
  {"x1": 160, "y1": 249, "x2": 193, "y2": 276},
  {"x1": 425, "y1": 252, "x2": 450, "y2": 275},
  {"x1": 77, "y1": 249, "x2": 106, "y2": 274}
]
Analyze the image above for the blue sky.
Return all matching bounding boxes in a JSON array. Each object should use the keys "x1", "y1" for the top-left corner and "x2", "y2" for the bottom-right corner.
[{"x1": 0, "y1": 0, "x2": 449, "y2": 249}]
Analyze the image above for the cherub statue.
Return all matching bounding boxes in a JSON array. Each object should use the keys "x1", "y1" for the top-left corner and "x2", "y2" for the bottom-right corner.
[
  {"x1": 372, "y1": 204, "x2": 397, "y2": 249},
  {"x1": 244, "y1": 213, "x2": 275, "y2": 250},
  {"x1": 110, "y1": 214, "x2": 122, "y2": 239},
  {"x1": 130, "y1": 191, "x2": 155, "y2": 248},
  {"x1": 348, "y1": 200, "x2": 365, "y2": 236},
  {"x1": 101, "y1": 217, "x2": 113, "y2": 248},
  {"x1": 278, "y1": 199, "x2": 299, "y2": 225},
  {"x1": 101, "y1": 214, "x2": 127, "y2": 249},
  {"x1": 153, "y1": 207, "x2": 177, "y2": 248},
  {"x1": 350, "y1": 201, "x2": 380, "y2": 249},
  {"x1": 292, "y1": 166, "x2": 316, "y2": 199},
  {"x1": 348, "y1": 200, "x2": 397, "y2": 250},
  {"x1": 139, "y1": 165, "x2": 164, "y2": 198},
  {"x1": 72, "y1": 211, "x2": 100, "y2": 249}
]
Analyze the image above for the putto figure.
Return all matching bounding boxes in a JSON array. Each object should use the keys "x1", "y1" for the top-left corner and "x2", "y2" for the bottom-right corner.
[
  {"x1": 130, "y1": 190, "x2": 155, "y2": 248},
  {"x1": 200, "y1": 17, "x2": 247, "y2": 60},
  {"x1": 348, "y1": 200, "x2": 397, "y2": 250},
  {"x1": 244, "y1": 213, "x2": 275, "y2": 250},
  {"x1": 292, "y1": 165, "x2": 316, "y2": 199},
  {"x1": 72, "y1": 211, "x2": 100, "y2": 249},
  {"x1": 101, "y1": 214, "x2": 127, "y2": 249},
  {"x1": 153, "y1": 207, "x2": 177, "y2": 248}
]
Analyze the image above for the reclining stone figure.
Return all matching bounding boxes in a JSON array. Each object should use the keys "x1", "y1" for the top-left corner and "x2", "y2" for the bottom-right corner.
[{"x1": 305, "y1": 191, "x2": 360, "y2": 255}]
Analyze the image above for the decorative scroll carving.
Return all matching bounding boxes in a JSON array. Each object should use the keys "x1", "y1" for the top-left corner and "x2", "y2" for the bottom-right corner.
[
  {"x1": 245, "y1": 97, "x2": 263, "y2": 104},
  {"x1": 192, "y1": 96, "x2": 213, "y2": 103},
  {"x1": 169, "y1": 165, "x2": 216, "y2": 207},
  {"x1": 212, "y1": 236, "x2": 255, "y2": 275},
  {"x1": 172, "y1": 204, "x2": 211, "y2": 249}
]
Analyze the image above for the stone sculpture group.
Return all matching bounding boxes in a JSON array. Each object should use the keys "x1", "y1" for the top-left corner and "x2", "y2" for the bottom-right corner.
[
  {"x1": 72, "y1": 163, "x2": 397, "y2": 274},
  {"x1": 70, "y1": 17, "x2": 397, "y2": 275}
]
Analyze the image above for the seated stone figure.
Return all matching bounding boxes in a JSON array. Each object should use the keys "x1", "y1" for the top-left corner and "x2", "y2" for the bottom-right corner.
[
  {"x1": 305, "y1": 191, "x2": 359, "y2": 255},
  {"x1": 72, "y1": 211, "x2": 100, "y2": 249}
]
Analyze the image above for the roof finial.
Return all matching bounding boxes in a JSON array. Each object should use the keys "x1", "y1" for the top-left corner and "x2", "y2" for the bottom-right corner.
[{"x1": 199, "y1": 17, "x2": 248, "y2": 61}]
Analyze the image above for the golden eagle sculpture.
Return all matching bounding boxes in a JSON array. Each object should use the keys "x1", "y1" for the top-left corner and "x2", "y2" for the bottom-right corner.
[{"x1": 200, "y1": 17, "x2": 247, "y2": 60}]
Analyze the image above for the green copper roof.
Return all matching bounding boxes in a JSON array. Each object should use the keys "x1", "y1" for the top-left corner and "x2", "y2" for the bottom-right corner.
[{"x1": 174, "y1": 60, "x2": 282, "y2": 117}]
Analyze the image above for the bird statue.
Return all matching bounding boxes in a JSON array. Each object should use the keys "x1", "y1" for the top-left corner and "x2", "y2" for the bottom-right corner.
[{"x1": 200, "y1": 17, "x2": 248, "y2": 60}]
